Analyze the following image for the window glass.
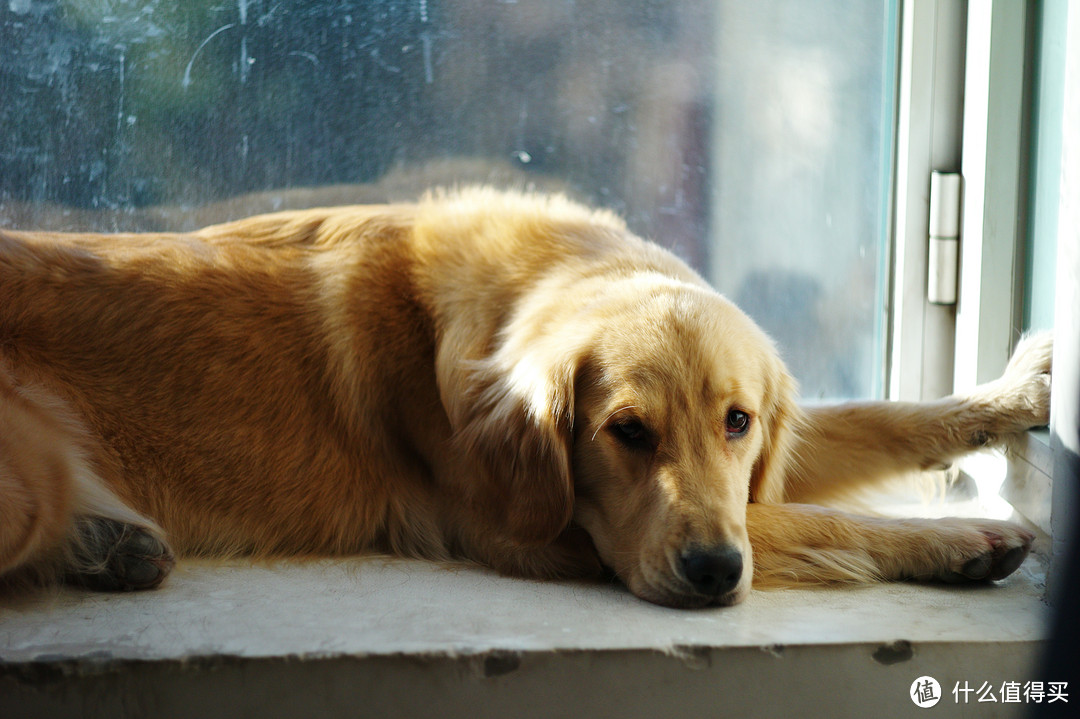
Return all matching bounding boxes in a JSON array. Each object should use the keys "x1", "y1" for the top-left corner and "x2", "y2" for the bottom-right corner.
[
  {"x1": 710, "y1": 1, "x2": 898, "y2": 399},
  {"x1": 1024, "y1": 0, "x2": 1068, "y2": 332},
  {"x1": 0, "y1": 0, "x2": 897, "y2": 399}
]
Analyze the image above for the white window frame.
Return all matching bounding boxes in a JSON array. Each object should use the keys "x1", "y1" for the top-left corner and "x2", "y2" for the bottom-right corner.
[
  {"x1": 953, "y1": 0, "x2": 1028, "y2": 392},
  {"x1": 889, "y1": 0, "x2": 967, "y2": 403},
  {"x1": 889, "y1": 0, "x2": 1029, "y2": 398}
]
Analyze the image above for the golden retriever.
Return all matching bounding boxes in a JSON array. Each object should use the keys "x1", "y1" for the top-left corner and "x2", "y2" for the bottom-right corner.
[{"x1": 0, "y1": 188, "x2": 1051, "y2": 607}]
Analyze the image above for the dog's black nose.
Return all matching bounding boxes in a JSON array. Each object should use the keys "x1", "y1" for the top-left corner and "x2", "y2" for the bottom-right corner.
[{"x1": 681, "y1": 546, "x2": 743, "y2": 597}]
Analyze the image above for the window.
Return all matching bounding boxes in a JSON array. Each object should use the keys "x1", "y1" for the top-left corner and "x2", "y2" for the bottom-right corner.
[
  {"x1": 998, "y1": 0, "x2": 1072, "y2": 536},
  {"x1": 888, "y1": 0, "x2": 1078, "y2": 566},
  {"x1": 0, "y1": 0, "x2": 900, "y2": 402}
]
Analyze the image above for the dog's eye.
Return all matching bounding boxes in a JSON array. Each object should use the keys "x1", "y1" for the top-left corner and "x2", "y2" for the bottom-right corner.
[
  {"x1": 725, "y1": 409, "x2": 751, "y2": 437},
  {"x1": 609, "y1": 419, "x2": 654, "y2": 450}
]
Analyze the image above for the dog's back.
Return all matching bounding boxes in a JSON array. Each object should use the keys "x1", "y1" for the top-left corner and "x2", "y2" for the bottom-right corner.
[
  {"x1": 2, "y1": 205, "x2": 430, "y2": 553},
  {"x1": 0, "y1": 190, "x2": 667, "y2": 586}
]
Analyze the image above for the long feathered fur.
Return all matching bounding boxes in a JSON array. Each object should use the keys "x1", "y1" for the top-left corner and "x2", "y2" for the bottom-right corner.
[{"x1": 0, "y1": 189, "x2": 1050, "y2": 606}]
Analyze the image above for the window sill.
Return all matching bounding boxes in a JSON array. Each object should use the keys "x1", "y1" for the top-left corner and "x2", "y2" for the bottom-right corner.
[{"x1": 0, "y1": 556, "x2": 1049, "y2": 717}]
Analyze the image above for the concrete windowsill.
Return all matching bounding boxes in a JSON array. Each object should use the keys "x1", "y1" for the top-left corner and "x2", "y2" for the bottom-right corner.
[{"x1": 0, "y1": 548, "x2": 1050, "y2": 719}]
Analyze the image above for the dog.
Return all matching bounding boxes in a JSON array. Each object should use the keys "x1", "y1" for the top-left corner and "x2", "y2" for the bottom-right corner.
[{"x1": 0, "y1": 188, "x2": 1051, "y2": 608}]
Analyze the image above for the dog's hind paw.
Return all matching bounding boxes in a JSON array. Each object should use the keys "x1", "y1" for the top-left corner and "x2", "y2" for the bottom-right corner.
[{"x1": 65, "y1": 517, "x2": 175, "y2": 591}]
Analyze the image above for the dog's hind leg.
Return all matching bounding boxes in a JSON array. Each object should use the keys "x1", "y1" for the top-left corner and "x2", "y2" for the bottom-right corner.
[
  {"x1": 0, "y1": 369, "x2": 173, "y2": 591},
  {"x1": 747, "y1": 502, "x2": 1035, "y2": 587},
  {"x1": 0, "y1": 371, "x2": 77, "y2": 581},
  {"x1": 783, "y1": 332, "x2": 1052, "y2": 502}
]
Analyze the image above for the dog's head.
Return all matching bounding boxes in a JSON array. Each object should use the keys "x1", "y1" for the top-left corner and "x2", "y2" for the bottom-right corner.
[
  {"x1": 449, "y1": 274, "x2": 796, "y2": 607},
  {"x1": 570, "y1": 281, "x2": 795, "y2": 607}
]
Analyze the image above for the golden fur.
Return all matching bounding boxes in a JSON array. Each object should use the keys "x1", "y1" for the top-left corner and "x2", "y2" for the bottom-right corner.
[{"x1": 0, "y1": 189, "x2": 1051, "y2": 607}]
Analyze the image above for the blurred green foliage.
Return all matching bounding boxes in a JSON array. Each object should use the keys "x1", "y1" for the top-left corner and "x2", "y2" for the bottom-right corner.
[{"x1": 1, "y1": 1, "x2": 699, "y2": 212}]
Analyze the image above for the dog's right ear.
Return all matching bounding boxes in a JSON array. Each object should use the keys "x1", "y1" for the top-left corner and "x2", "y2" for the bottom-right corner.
[{"x1": 440, "y1": 346, "x2": 579, "y2": 547}]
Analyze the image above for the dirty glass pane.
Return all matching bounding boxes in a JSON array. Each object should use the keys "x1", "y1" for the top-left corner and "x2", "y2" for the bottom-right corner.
[
  {"x1": 711, "y1": 2, "x2": 898, "y2": 399},
  {"x1": 0, "y1": 0, "x2": 897, "y2": 400}
]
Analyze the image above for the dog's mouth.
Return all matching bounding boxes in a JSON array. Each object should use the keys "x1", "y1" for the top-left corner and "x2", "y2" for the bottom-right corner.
[
  {"x1": 622, "y1": 552, "x2": 750, "y2": 609},
  {"x1": 629, "y1": 574, "x2": 746, "y2": 609}
]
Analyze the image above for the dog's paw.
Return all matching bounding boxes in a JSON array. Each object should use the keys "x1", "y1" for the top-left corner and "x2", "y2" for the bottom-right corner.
[
  {"x1": 921, "y1": 519, "x2": 1035, "y2": 584},
  {"x1": 970, "y1": 332, "x2": 1052, "y2": 434},
  {"x1": 65, "y1": 517, "x2": 175, "y2": 591},
  {"x1": 1003, "y1": 331, "x2": 1053, "y2": 381}
]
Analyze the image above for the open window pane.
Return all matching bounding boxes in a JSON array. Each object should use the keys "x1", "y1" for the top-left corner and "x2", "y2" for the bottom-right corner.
[{"x1": 0, "y1": 0, "x2": 897, "y2": 399}]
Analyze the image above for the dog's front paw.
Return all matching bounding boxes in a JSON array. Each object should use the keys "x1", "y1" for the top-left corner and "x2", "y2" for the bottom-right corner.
[
  {"x1": 1003, "y1": 331, "x2": 1053, "y2": 380},
  {"x1": 65, "y1": 517, "x2": 175, "y2": 591},
  {"x1": 922, "y1": 519, "x2": 1035, "y2": 583},
  {"x1": 970, "y1": 332, "x2": 1052, "y2": 434}
]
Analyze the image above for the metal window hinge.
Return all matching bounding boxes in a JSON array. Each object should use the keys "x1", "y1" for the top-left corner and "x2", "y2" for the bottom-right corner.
[{"x1": 928, "y1": 171, "x2": 961, "y2": 305}]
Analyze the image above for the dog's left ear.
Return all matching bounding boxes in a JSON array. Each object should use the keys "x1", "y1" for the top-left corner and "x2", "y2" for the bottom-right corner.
[
  {"x1": 445, "y1": 350, "x2": 578, "y2": 546},
  {"x1": 749, "y1": 353, "x2": 800, "y2": 504}
]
